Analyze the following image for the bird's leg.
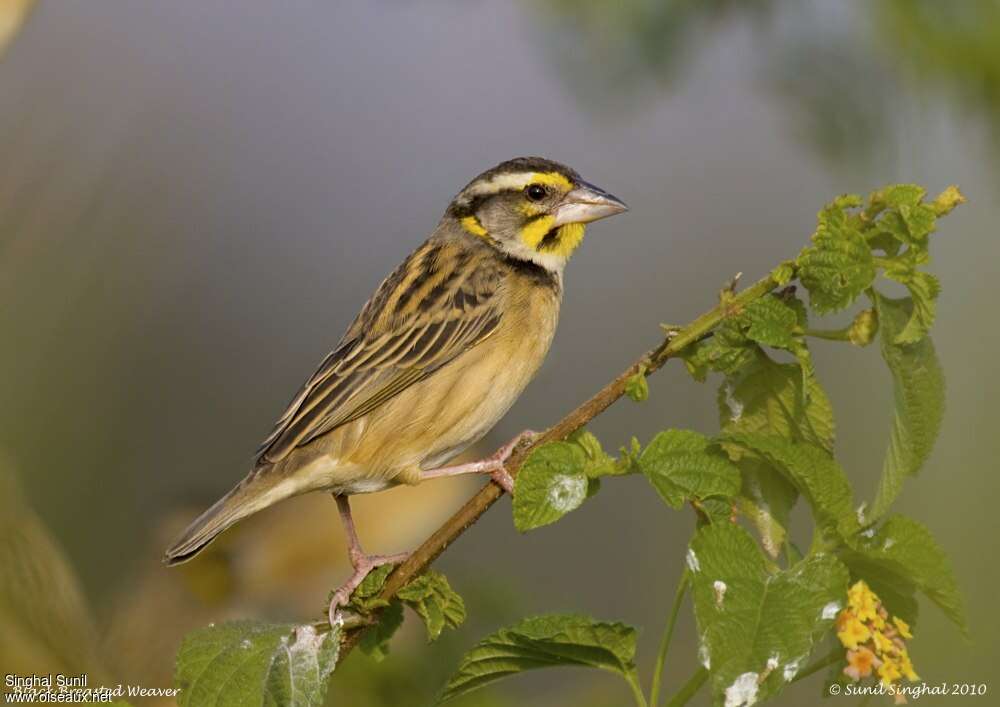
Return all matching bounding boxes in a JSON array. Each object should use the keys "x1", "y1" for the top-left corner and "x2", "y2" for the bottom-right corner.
[
  {"x1": 420, "y1": 429, "x2": 539, "y2": 495},
  {"x1": 327, "y1": 494, "x2": 409, "y2": 627}
]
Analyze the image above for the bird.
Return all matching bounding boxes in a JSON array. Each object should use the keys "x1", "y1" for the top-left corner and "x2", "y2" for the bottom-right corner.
[{"x1": 163, "y1": 156, "x2": 628, "y2": 623}]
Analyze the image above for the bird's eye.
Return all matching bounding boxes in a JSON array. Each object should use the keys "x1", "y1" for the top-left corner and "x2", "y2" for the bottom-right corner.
[{"x1": 525, "y1": 184, "x2": 547, "y2": 202}]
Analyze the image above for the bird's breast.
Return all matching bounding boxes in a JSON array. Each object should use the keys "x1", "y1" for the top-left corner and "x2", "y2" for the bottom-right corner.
[
  {"x1": 418, "y1": 290, "x2": 560, "y2": 468},
  {"x1": 341, "y1": 281, "x2": 561, "y2": 477}
]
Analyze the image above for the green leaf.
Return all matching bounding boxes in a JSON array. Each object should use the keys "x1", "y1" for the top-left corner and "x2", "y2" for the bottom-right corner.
[
  {"x1": 398, "y1": 571, "x2": 466, "y2": 641},
  {"x1": 866, "y1": 228, "x2": 903, "y2": 257},
  {"x1": 438, "y1": 614, "x2": 638, "y2": 704},
  {"x1": 772, "y1": 261, "x2": 796, "y2": 286},
  {"x1": 348, "y1": 563, "x2": 396, "y2": 612},
  {"x1": 689, "y1": 524, "x2": 849, "y2": 706},
  {"x1": 358, "y1": 599, "x2": 404, "y2": 661},
  {"x1": 512, "y1": 432, "x2": 621, "y2": 531},
  {"x1": 899, "y1": 203, "x2": 937, "y2": 244},
  {"x1": 871, "y1": 184, "x2": 926, "y2": 209},
  {"x1": 681, "y1": 320, "x2": 755, "y2": 381},
  {"x1": 513, "y1": 442, "x2": 591, "y2": 531},
  {"x1": 736, "y1": 457, "x2": 798, "y2": 559},
  {"x1": 721, "y1": 433, "x2": 857, "y2": 545},
  {"x1": 718, "y1": 352, "x2": 834, "y2": 454},
  {"x1": 566, "y1": 428, "x2": 620, "y2": 478},
  {"x1": 624, "y1": 365, "x2": 649, "y2": 402},
  {"x1": 881, "y1": 268, "x2": 940, "y2": 344},
  {"x1": 175, "y1": 621, "x2": 340, "y2": 707},
  {"x1": 866, "y1": 184, "x2": 933, "y2": 248},
  {"x1": 696, "y1": 498, "x2": 737, "y2": 525},
  {"x1": 797, "y1": 198, "x2": 876, "y2": 314},
  {"x1": 617, "y1": 436, "x2": 642, "y2": 473},
  {"x1": 843, "y1": 516, "x2": 966, "y2": 634},
  {"x1": 870, "y1": 293, "x2": 945, "y2": 518},
  {"x1": 638, "y1": 430, "x2": 741, "y2": 509},
  {"x1": 739, "y1": 295, "x2": 800, "y2": 351}
]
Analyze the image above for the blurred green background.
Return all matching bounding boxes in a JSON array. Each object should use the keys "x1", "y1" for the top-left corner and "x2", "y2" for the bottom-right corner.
[{"x1": 1, "y1": 1, "x2": 998, "y2": 705}]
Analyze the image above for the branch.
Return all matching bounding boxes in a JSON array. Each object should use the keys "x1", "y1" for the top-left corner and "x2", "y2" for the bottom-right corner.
[{"x1": 336, "y1": 268, "x2": 786, "y2": 656}]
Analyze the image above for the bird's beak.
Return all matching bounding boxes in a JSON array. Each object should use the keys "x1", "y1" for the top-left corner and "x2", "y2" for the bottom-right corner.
[{"x1": 551, "y1": 180, "x2": 629, "y2": 227}]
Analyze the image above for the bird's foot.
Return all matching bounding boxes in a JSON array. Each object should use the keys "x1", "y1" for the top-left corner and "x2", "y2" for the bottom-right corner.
[
  {"x1": 419, "y1": 430, "x2": 539, "y2": 495},
  {"x1": 485, "y1": 429, "x2": 538, "y2": 494},
  {"x1": 488, "y1": 466, "x2": 515, "y2": 495},
  {"x1": 489, "y1": 429, "x2": 539, "y2": 464},
  {"x1": 327, "y1": 551, "x2": 410, "y2": 628}
]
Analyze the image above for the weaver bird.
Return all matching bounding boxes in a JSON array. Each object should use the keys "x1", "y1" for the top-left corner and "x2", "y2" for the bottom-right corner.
[{"x1": 164, "y1": 156, "x2": 627, "y2": 622}]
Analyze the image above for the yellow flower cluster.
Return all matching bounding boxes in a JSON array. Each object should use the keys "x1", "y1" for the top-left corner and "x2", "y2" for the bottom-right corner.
[{"x1": 837, "y1": 581, "x2": 918, "y2": 693}]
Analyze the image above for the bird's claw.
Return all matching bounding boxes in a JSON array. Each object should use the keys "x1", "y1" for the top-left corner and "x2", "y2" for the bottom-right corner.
[
  {"x1": 489, "y1": 429, "x2": 539, "y2": 464},
  {"x1": 490, "y1": 466, "x2": 515, "y2": 495},
  {"x1": 326, "y1": 551, "x2": 410, "y2": 629},
  {"x1": 487, "y1": 429, "x2": 537, "y2": 495},
  {"x1": 327, "y1": 590, "x2": 351, "y2": 629}
]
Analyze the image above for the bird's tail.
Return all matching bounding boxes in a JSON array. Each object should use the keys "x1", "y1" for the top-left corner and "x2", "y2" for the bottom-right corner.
[{"x1": 163, "y1": 471, "x2": 299, "y2": 566}]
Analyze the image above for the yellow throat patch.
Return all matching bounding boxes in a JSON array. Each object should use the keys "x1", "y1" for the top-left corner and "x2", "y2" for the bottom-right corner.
[{"x1": 520, "y1": 217, "x2": 586, "y2": 258}]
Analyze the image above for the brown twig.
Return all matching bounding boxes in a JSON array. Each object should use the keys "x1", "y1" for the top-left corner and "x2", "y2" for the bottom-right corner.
[{"x1": 336, "y1": 269, "x2": 784, "y2": 657}]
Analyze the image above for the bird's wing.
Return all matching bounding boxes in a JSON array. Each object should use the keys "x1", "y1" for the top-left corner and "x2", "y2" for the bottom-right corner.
[{"x1": 255, "y1": 239, "x2": 504, "y2": 466}]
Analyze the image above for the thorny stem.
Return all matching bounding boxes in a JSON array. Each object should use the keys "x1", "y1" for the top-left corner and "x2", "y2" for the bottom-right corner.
[
  {"x1": 335, "y1": 269, "x2": 785, "y2": 657},
  {"x1": 650, "y1": 571, "x2": 690, "y2": 707}
]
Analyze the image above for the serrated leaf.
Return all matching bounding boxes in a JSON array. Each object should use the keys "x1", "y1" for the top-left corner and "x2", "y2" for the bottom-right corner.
[
  {"x1": 398, "y1": 571, "x2": 465, "y2": 641},
  {"x1": 348, "y1": 563, "x2": 396, "y2": 612},
  {"x1": 797, "y1": 199, "x2": 876, "y2": 314},
  {"x1": 872, "y1": 184, "x2": 926, "y2": 209},
  {"x1": 438, "y1": 614, "x2": 637, "y2": 704},
  {"x1": 871, "y1": 210, "x2": 912, "y2": 252},
  {"x1": 689, "y1": 524, "x2": 848, "y2": 706},
  {"x1": 740, "y1": 295, "x2": 800, "y2": 350},
  {"x1": 772, "y1": 261, "x2": 795, "y2": 286},
  {"x1": 697, "y1": 498, "x2": 736, "y2": 525},
  {"x1": 832, "y1": 193, "x2": 864, "y2": 210},
  {"x1": 786, "y1": 295, "x2": 809, "y2": 328},
  {"x1": 721, "y1": 433, "x2": 856, "y2": 545},
  {"x1": 358, "y1": 599, "x2": 404, "y2": 661},
  {"x1": 624, "y1": 365, "x2": 649, "y2": 402},
  {"x1": 718, "y1": 352, "x2": 834, "y2": 453},
  {"x1": 175, "y1": 621, "x2": 340, "y2": 707},
  {"x1": 681, "y1": 320, "x2": 755, "y2": 381},
  {"x1": 638, "y1": 430, "x2": 741, "y2": 509},
  {"x1": 843, "y1": 516, "x2": 966, "y2": 634},
  {"x1": 736, "y1": 457, "x2": 798, "y2": 559},
  {"x1": 898, "y1": 203, "x2": 937, "y2": 244},
  {"x1": 567, "y1": 428, "x2": 620, "y2": 478},
  {"x1": 870, "y1": 293, "x2": 945, "y2": 517},
  {"x1": 866, "y1": 228, "x2": 904, "y2": 257},
  {"x1": 513, "y1": 442, "x2": 590, "y2": 531},
  {"x1": 881, "y1": 269, "x2": 940, "y2": 344}
]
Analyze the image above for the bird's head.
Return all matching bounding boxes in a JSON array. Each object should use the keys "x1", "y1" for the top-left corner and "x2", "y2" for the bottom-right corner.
[{"x1": 447, "y1": 156, "x2": 628, "y2": 273}]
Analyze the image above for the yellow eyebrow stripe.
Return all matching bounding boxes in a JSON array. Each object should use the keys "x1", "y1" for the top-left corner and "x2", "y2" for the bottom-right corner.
[
  {"x1": 530, "y1": 171, "x2": 573, "y2": 191},
  {"x1": 457, "y1": 170, "x2": 574, "y2": 205}
]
